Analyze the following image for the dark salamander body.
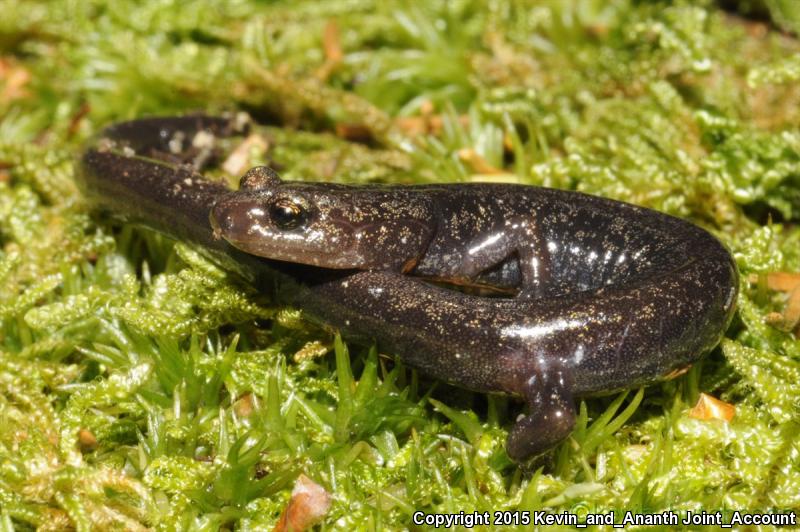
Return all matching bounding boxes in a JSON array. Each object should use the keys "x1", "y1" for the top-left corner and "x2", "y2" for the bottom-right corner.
[{"x1": 77, "y1": 116, "x2": 738, "y2": 462}]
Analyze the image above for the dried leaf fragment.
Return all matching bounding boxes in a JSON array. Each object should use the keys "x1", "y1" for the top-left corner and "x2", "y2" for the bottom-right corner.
[
  {"x1": 78, "y1": 428, "x2": 98, "y2": 452},
  {"x1": 749, "y1": 271, "x2": 800, "y2": 292},
  {"x1": 688, "y1": 393, "x2": 735, "y2": 422},
  {"x1": 323, "y1": 20, "x2": 343, "y2": 63},
  {"x1": 273, "y1": 474, "x2": 332, "y2": 532},
  {"x1": 233, "y1": 393, "x2": 255, "y2": 418},
  {"x1": 222, "y1": 134, "x2": 269, "y2": 177},
  {"x1": 749, "y1": 272, "x2": 800, "y2": 334},
  {"x1": 317, "y1": 20, "x2": 343, "y2": 81},
  {"x1": 457, "y1": 148, "x2": 504, "y2": 175},
  {"x1": 0, "y1": 58, "x2": 31, "y2": 104},
  {"x1": 783, "y1": 286, "x2": 800, "y2": 332},
  {"x1": 334, "y1": 122, "x2": 373, "y2": 142},
  {"x1": 395, "y1": 113, "x2": 469, "y2": 137}
]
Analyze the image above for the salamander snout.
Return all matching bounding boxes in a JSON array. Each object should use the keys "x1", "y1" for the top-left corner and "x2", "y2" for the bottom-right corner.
[{"x1": 210, "y1": 197, "x2": 259, "y2": 241}]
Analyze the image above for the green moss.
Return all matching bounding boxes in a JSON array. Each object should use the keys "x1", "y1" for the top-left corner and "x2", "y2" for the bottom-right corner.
[{"x1": 1, "y1": 0, "x2": 799, "y2": 529}]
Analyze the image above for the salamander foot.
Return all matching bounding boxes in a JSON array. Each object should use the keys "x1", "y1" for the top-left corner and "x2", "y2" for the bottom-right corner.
[{"x1": 506, "y1": 368, "x2": 576, "y2": 462}]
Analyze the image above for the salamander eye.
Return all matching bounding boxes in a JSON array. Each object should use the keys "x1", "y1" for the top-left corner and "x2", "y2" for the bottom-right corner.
[{"x1": 269, "y1": 197, "x2": 308, "y2": 230}]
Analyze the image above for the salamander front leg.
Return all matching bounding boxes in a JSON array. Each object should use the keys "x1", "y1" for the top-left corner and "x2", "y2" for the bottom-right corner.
[
  {"x1": 462, "y1": 217, "x2": 550, "y2": 298},
  {"x1": 506, "y1": 366, "x2": 576, "y2": 462}
]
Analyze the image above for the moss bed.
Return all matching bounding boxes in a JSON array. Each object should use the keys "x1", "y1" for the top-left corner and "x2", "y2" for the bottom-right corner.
[{"x1": 1, "y1": 0, "x2": 800, "y2": 529}]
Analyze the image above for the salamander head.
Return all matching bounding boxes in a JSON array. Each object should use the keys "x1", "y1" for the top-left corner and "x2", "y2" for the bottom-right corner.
[{"x1": 210, "y1": 166, "x2": 435, "y2": 270}]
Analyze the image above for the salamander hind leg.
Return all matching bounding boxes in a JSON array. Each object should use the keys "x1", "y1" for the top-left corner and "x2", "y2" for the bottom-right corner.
[{"x1": 506, "y1": 366, "x2": 576, "y2": 463}]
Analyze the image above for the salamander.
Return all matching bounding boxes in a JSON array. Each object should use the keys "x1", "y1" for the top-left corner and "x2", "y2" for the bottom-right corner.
[{"x1": 76, "y1": 115, "x2": 739, "y2": 462}]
